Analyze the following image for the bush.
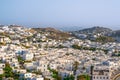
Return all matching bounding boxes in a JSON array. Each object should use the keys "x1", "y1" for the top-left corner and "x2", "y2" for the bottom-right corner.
[{"x1": 77, "y1": 74, "x2": 90, "y2": 80}]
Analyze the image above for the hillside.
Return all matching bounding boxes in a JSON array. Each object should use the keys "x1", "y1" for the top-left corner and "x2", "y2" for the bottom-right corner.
[
  {"x1": 74, "y1": 26, "x2": 112, "y2": 35},
  {"x1": 71, "y1": 26, "x2": 117, "y2": 42},
  {"x1": 32, "y1": 27, "x2": 72, "y2": 40},
  {"x1": 110, "y1": 30, "x2": 120, "y2": 37}
]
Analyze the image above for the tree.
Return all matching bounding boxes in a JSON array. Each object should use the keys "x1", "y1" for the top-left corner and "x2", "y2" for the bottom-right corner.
[
  {"x1": 48, "y1": 68, "x2": 61, "y2": 80},
  {"x1": 44, "y1": 78, "x2": 50, "y2": 80},
  {"x1": 32, "y1": 70, "x2": 42, "y2": 75},
  {"x1": 72, "y1": 45, "x2": 82, "y2": 50},
  {"x1": 77, "y1": 74, "x2": 90, "y2": 80},
  {"x1": 17, "y1": 56, "x2": 25, "y2": 69},
  {"x1": 73, "y1": 61, "x2": 79, "y2": 75},
  {"x1": 1, "y1": 62, "x2": 19, "y2": 79},
  {"x1": 0, "y1": 74, "x2": 5, "y2": 79},
  {"x1": 3, "y1": 63, "x2": 13, "y2": 78},
  {"x1": 64, "y1": 75, "x2": 74, "y2": 80}
]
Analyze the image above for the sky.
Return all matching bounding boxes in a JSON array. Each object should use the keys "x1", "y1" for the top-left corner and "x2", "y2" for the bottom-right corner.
[{"x1": 0, "y1": 0, "x2": 120, "y2": 29}]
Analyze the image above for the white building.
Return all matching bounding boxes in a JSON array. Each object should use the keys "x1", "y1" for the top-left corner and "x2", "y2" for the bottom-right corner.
[
  {"x1": 24, "y1": 73, "x2": 32, "y2": 78},
  {"x1": 22, "y1": 53, "x2": 34, "y2": 61},
  {"x1": 32, "y1": 75, "x2": 44, "y2": 80},
  {"x1": 92, "y1": 64, "x2": 111, "y2": 80},
  {"x1": 0, "y1": 68, "x2": 3, "y2": 74}
]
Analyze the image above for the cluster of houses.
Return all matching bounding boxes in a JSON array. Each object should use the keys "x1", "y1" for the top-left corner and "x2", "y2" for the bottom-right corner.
[{"x1": 0, "y1": 25, "x2": 120, "y2": 80}]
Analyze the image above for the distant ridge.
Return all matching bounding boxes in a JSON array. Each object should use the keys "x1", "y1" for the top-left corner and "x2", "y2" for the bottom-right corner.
[
  {"x1": 53, "y1": 26, "x2": 84, "y2": 32},
  {"x1": 71, "y1": 26, "x2": 120, "y2": 42},
  {"x1": 74, "y1": 26, "x2": 112, "y2": 35}
]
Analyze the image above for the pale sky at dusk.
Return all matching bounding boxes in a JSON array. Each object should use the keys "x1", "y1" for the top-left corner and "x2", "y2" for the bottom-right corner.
[{"x1": 0, "y1": 0, "x2": 120, "y2": 29}]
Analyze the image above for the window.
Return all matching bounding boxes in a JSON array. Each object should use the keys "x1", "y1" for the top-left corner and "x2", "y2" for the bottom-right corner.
[
  {"x1": 106, "y1": 77, "x2": 108, "y2": 79},
  {"x1": 103, "y1": 77, "x2": 105, "y2": 79},
  {"x1": 97, "y1": 77, "x2": 98, "y2": 79},
  {"x1": 99, "y1": 70, "x2": 104, "y2": 75},
  {"x1": 2, "y1": 65, "x2": 4, "y2": 67}
]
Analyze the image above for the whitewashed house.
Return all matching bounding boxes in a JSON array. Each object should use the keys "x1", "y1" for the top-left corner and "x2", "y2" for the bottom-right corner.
[{"x1": 22, "y1": 53, "x2": 34, "y2": 61}]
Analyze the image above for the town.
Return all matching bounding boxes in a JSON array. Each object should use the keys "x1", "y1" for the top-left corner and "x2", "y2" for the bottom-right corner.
[{"x1": 0, "y1": 25, "x2": 120, "y2": 80}]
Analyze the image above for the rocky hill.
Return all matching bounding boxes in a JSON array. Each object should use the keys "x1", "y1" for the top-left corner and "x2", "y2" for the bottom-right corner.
[
  {"x1": 74, "y1": 26, "x2": 112, "y2": 35},
  {"x1": 32, "y1": 27, "x2": 72, "y2": 40},
  {"x1": 71, "y1": 26, "x2": 117, "y2": 42}
]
